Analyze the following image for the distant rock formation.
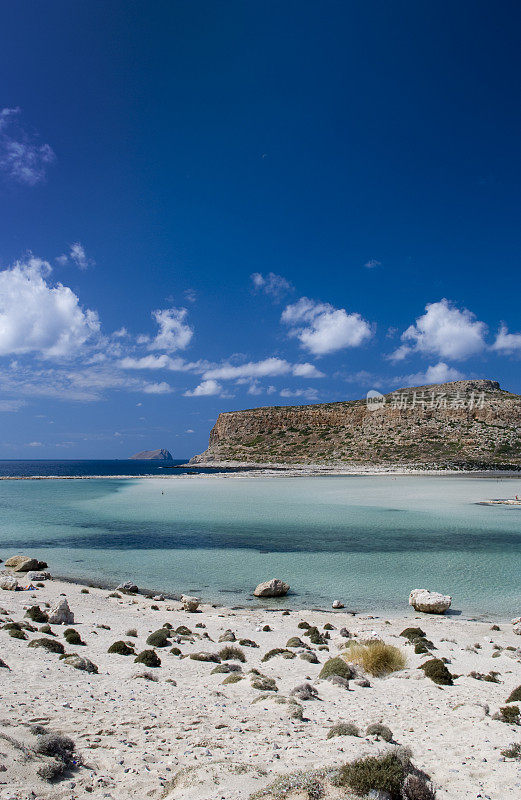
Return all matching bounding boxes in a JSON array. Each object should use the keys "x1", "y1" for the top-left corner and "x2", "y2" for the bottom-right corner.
[
  {"x1": 190, "y1": 379, "x2": 521, "y2": 469},
  {"x1": 129, "y1": 448, "x2": 173, "y2": 461}
]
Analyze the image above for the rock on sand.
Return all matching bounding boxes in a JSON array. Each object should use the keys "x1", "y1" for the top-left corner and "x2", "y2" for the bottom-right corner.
[{"x1": 409, "y1": 588, "x2": 451, "y2": 614}]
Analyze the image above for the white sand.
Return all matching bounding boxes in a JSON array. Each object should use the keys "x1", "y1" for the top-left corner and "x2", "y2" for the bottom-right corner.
[{"x1": 1, "y1": 577, "x2": 521, "y2": 799}]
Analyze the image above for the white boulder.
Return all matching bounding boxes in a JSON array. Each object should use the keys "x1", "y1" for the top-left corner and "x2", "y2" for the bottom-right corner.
[
  {"x1": 332, "y1": 600, "x2": 344, "y2": 609},
  {"x1": 117, "y1": 581, "x2": 139, "y2": 593},
  {"x1": 47, "y1": 598, "x2": 74, "y2": 625},
  {"x1": 253, "y1": 578, "x2": 290, "y2": 597},
  {"x1": 409, "y1": 589, "x2": 451, "y2": 614},
  {"x1": 25, "y1": 571, "x2": 51, "y2": 582},
  {"x1": 0, "y1": 575, "x2": 18, "y2": 591},
  {"x1": 181, "y1": 595, "x2": 200, "y2": 612}
]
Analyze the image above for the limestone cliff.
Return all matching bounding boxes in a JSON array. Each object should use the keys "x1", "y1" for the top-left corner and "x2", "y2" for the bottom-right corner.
[{"x1": 191, "y1": 379, "x2": 521, "y2": 468}]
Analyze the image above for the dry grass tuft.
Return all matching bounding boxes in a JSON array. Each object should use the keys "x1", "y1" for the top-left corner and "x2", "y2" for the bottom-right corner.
[{"x1": 344, "y1": 639, "x2": 406, "y2": 677}]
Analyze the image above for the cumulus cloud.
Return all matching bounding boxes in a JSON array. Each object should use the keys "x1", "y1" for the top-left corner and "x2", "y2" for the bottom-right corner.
[
  {"x1": 364, "y1": 259, "x2": 381, "y2": 269},
  {"x1": 251, "y1": 272, "x2": 293, "y2": 300},
  {"x1": 0, "y1": 257, "x2": 100, "y2": 358},
  {"x1": 143, "y1": 307, "x2": 194, "y2": 352},
  {"x1": 141, "y1": 381, "x2": 173, "y2": 394},
  {"x1": 398, "y1": 362, "x2": 465, "y2": 387},
  {"x1": 491, "y1": 325, "x2": 521, "y2": 354},
  {"x1": 390, "y1": 299, "x2": 487, "y2": 362},
  {"x1": 0, "y1": 107, "x2": 55, "y2": 185},
  {"x1": 281, "y1": 297, "x2": 372, "y2": 356},
  {"x1": 202, "y1": 357, "x2": 324, "y2": 381},
  {"x1": 184, "y1": 379, "x2": 222, "y2": 397}
]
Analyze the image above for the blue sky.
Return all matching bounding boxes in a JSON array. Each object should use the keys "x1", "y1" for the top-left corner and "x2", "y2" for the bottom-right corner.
[{"x1": 0, "y1": 0, "x2": 520, "y2": 459}]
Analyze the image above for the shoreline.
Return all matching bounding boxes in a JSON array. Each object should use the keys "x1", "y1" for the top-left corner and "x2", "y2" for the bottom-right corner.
[
  {"x1": 2, "y1": 465, "x2": 521, "y2": 480},
  {"x1": 1, "y1": 571, "x2": 521, "y2": 799}
]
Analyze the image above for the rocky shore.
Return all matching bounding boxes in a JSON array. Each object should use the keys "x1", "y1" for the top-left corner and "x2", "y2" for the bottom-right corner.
[{"x1": 1, "y1": 565, "x2": 521, "y2": 799}]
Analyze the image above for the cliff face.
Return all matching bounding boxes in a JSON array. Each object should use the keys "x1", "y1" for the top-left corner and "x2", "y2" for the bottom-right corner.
[{"x1": 191, "y1": 379, "x2": 521, "y2": 468}]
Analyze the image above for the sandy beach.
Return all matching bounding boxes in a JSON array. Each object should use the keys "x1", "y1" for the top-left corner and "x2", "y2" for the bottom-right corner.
[{"x1": 1, "y1": 572, "x2": 521, "y2": 800}]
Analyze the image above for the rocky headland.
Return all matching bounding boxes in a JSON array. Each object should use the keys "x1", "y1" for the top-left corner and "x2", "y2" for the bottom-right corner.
[{"x1": 191, "y1": 379, "x2": 521, "y2": 470}]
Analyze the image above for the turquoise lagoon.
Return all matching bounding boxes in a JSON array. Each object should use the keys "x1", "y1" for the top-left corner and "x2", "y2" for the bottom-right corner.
[{"x1": 1, "y1": 474, "x2": 520, "y2": 618}]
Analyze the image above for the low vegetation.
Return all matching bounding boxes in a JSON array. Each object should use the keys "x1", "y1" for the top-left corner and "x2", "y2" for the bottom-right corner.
[
  {"x1": 344, "y1": 640, "x2": 406, "y2": 677},
  {"x1": 146, "y1": 629, "x2": 171, "y2": 647},
  {"x1": 419, "y1": 658, "x2": 453, "y2": 686},
  {"x1": 134, "y1": 649, "x2": 161, "y2": 667},
  {"x1": 506, "y1": 685, "x2": 521, "y2": 703},
  {"x1": 28, "y1": 637, "x2": 65, "y2": 654},
  {"x1": 108, "y1": 640, "x2": 135, "y2": 655},
  {"x1": 326, "y1": 722, "x2": 359, "y2": 739},
  {"x1": 318, "y1": 656, "x2": 353, "y2": 680},
  {"x1": 366, "y1": 722, "x2": 393, "y2": 741},
  {"x1": 218, "y1": 645, "x2": 246, "y2": 662}
]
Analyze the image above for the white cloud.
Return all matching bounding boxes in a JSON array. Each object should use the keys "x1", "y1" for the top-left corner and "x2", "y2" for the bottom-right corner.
[
  {"x1": 184, "y1": 288, "x2": 197, "y2": 303},
  {"x1": 119, "y1": 354, "x2": 205, "y2": 372},
  {"x1": 141, "y1": 381, "x2": 172, "y2": 394},
  {"x1": 398, "y1": 362, "x2": 464, "y2": 387},
  {"x1": 0, "y1": 107, "x2": 55, "y2": 185},
  {"x1": 0, "y1": 399, "x2": 26, "y2": 412},
  {"x1": 56, "y1": 243, "x2": 93, "y2": 270},
  {"x1": 27, "y1": 441, "x2": 42, "y2": 447},
  {"x1": 146, "y1": 307, "x2": 193, "y2": 352},
  {"x1": 279, "y1": 387, "x2": 319, "y2": 401},
  {"x1": 251, "y1": 272, "x2": 293, "y2": 300},
  {"x1": 364, "y1": 259, "x2": 381, "y2": 269},
  {"x1": 391, "y1": 299, "x2": 487, "y2": 362},
  {"x1": 0, "y1": 257, "x2": 100, "y2": 357},
  {"x1": 281, "y1": 297, "x2": 372, "y2": 356},
  {"x1": 185, "y1": 428, "x2": 195, "y2": 433},
  {"x1": 202, "y1": 357, "x2": 324, "y2": 381},
  {"x1": 184, "y1": 379, "x2": 222, "y2": 397},
  {"x1": 491, "y1": 325, "x2": 521, "y2": 354}
]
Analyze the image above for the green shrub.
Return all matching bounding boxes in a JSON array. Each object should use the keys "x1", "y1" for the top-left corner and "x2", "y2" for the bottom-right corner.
[
  {"x1": 170, "y1": 646, "x2": 182, "y2": 656},
  {"x1": 498, "y1": 705, "x2": 520, "y2": 724},
  {"x1": 25, "y1": 605, "x2": 48, "y2": 623},
  {"x1": 300, "y1": 651, "x2": 319, "y2": 664},
  {"x1": 366, "y1": 723, "x2": 393, "y2": 742},
  {"x1": 9, "y1": 629, "x2": 27, "y2": 640},
  {"x1": 414, "y1": 640, "x2": 431, "y2": 654},
  {"x1": 251, "y1": 675, "x2": 278, "y2": 691},
  {"x1": 501, "y1": 742, "x2": 521, "y2": 759},
  {"x1": 64, "y1": 630, "x2": 85, "y2": 646},
  {"x1": 222, "y1": 674, "x2": 243, "y2": 684},
  {"x1": 218, "y1": 645, "x2": 246, "y2": 662},
  {"x1": 239, "y1": 638, "x2": 259, "y2": 648},
  {"x1": 3, "y1": 622, "x2": 22, "y2": 631},
  {"x1": 262, "y1": 648, "x2": 292, "y2": 662},
  {"x1": 323, "y1": 623, "x2": 335, "y2": 631},
  {"x1": 305, "y1": 627, "x2": 326, "y2": 645},
  {"x1": 146, "y1": 629, "x2": 171, "y2": 647},
  {"x1": 400, "y1": 627, "x2": 426, "y2": 641},
  {"x1": 318, "y1": 656, "x2": 353, "y2": 680},
  {"x1": 126, "y1": 628, "x2": 138, "y2": 637},
  {"x1": 28, "y1": 637, "x2": 64, "y2": 654},
  {"x1": 81, "y1": 588, "x2": 89, "y2": 594},
  {"x1": 420, "y1": 658, "x2": 453, "y2": 685},
  {"x1": 507, "y1": 685, "x2": 521, "y2": 703},
  {"x1": 286, "y1": 637, "x2": 305, "y2": 648},
  {"x1": 297, "y1": 621, "x2": 311, "y2": 630},
  {"x1": 327, "y1": 722, "x2": 359, "y2": 739},
  {"x1": 134, "y1": 649, "x2": 161, "y2": 667},
  {"x1": 39, "y1": 624, "x2": 55, "y2": 635},
  {"x1": 337, "y1": 752, "x2": 405, "y2": 797},
  {"x1": 262, "y1": 625, "x2": 271, "y2": 632},
  {"x1": 108, "y1": 640, "x2": 134, "y2": 655},
  {"x1": 175, "y1": 625, "x2": 192, "y2": 636}
]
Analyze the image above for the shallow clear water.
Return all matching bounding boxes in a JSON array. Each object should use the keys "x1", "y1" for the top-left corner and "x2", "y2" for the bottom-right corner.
[{"x1": 1, "y1": 475, "x2": 520, "y2": 618}]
